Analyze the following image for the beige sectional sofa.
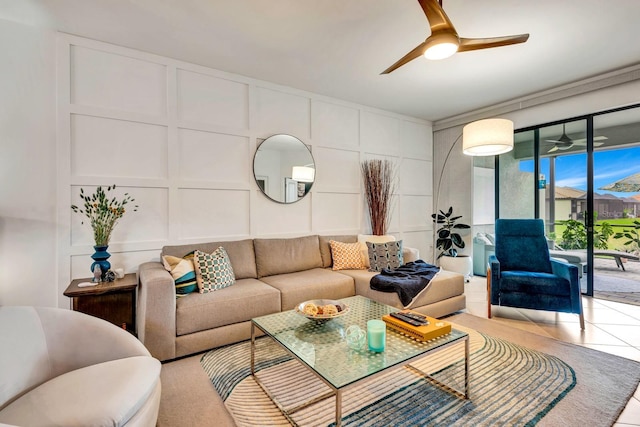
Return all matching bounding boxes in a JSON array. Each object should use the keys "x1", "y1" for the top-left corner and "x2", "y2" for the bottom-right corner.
[{"x1": 137, "y1": 234, "x2": 465, "y2": 361}]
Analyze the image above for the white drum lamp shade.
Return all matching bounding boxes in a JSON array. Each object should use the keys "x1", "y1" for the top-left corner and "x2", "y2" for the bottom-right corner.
[
  {"x1": 463, "y1": 118, "x2": 514, "y2": 156},
  {"x1": 292, "y1": 166, "x2": 315, "y2": 182}
]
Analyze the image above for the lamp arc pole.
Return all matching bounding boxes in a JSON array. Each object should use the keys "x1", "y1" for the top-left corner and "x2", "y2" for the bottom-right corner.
[{"x1": 433, "y1": 132, "x2": 464, "y2": 264}]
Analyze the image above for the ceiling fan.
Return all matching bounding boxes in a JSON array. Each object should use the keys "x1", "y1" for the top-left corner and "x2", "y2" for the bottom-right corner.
[
  {"x1": 545, "y1": 123, "x2": 607, "y2": 153},
  {"x1": 381, "y1": 0, "x2": 529, "y2": 74}
]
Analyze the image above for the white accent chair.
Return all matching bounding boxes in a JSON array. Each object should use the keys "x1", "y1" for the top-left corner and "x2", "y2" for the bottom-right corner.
[{"x1": 0, "y1": 306, "x2": 161, "y2": 426}]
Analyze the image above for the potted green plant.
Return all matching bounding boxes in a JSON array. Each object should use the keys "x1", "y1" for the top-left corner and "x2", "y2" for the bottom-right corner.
[{"x1": 432, "y1": 206, "x2": 472, "y2": 277}]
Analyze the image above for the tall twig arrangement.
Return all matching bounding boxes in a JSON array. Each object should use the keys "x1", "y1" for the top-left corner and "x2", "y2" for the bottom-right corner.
[{"x1": 361, "y1": 159, "x2": 396, "y2": 236}]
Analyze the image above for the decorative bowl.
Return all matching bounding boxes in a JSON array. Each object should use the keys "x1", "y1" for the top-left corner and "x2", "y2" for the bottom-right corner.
[{"x1": 295, "y1": 299, "x2": 349, "y2": 323}]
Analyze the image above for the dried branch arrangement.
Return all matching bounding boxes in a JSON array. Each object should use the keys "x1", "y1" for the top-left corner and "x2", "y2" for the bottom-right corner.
[
  {"x1": 71, "y1": 185, "x2": 138, "y2": 246},
  {"x1": 361, "y1": 159, "x2": 396, "y2": 236}
]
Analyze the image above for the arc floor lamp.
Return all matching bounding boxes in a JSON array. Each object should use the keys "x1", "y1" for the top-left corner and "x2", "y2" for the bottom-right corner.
[{"x1": 434, "y1": 118, "x2": 514, "y2": 264}]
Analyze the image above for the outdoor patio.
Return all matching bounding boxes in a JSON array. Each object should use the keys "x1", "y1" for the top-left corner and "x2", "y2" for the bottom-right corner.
[{"x1": 593, "y1": 256, "x2": 640, "y2": 305}]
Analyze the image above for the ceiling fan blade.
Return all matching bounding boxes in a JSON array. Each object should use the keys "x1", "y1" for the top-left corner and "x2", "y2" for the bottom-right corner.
[
  {"x1": 380, "y1": 42, "x2": 427, "y2": 74},
  {"x1": 548, "y1": 146, "x2": 559, "y2": 153},
  {"x1": 572, "y1": 136, "x2": 608, "y2": 144},
  {"x1": 572, "y1": 141, "x2": 605, "y2": 147},
  {"x1": 458, "y1": 34, "x2": 530, "y2": 52},
  {"x1": 417, "y1": 0, "x2": 456, "y2": 33}
]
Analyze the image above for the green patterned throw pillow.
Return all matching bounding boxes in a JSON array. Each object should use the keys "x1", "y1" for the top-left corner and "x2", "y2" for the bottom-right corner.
[
  {"x1": 367, "y1": 240, "x2": 404, "y2": 272},
  {"x1": 194, "y1": 247, "x2": 236, "y2": 293},
  {"x1": 162, "y1": 251, "x2": 198, "y2": 297}
]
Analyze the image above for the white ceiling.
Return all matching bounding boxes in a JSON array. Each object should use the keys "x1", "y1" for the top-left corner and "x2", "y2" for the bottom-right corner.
[{"x1": 8, "y1": 0, "x2": 640, "y2": 121}]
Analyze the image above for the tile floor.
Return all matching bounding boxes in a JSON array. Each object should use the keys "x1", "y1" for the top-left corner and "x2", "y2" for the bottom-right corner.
[{"x1": 464, "y1": 276, "x2": 640, "y2": 426}]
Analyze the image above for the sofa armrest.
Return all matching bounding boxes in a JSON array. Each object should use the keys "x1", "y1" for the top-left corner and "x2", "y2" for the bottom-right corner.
[
  {"x1": 137, "y1": 262, "x2": 177, "y2": 361},
  {"x1": 403, "y1": 247, "x2": 420, "y2": 263}
]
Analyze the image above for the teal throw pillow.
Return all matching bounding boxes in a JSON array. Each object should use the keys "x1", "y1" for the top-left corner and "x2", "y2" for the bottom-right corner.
[{"x1": 162, "y1": 251, "x2": 198, "y2": 297}]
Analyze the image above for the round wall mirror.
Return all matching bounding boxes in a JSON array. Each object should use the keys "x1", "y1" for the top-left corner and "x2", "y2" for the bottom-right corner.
[{"x1": 253, "y1": 134, "x2": 315, "y2": 204}]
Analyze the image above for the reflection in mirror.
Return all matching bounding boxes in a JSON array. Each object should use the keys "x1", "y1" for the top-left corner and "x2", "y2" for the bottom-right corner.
[{"x1": 253, "y1": 134, "x2": 315, "y2": 203}]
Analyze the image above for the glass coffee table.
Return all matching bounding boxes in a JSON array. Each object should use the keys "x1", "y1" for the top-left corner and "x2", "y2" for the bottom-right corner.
[{"x1": 251, "y1": 295, "x2": 469, "y2": 427}]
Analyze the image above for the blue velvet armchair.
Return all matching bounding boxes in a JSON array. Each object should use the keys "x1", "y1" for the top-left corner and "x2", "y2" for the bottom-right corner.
[{"x1": 488, "y1": 219, "x2": 584, "y2": 329}]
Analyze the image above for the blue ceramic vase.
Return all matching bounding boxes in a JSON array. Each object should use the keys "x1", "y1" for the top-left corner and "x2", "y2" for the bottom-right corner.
[{"x1": 91, "y1": 245, "x2": 111, "y2": 280}]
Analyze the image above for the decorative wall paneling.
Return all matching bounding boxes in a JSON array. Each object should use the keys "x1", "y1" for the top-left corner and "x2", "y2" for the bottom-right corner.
[{"x1": 57, "y1": 34, "x2": 433, "y2": 307}]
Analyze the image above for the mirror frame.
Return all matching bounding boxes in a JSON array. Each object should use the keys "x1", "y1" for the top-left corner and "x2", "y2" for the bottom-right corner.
[{"x1": 253, "y1": 134, "x2": 315, "y2": 204}]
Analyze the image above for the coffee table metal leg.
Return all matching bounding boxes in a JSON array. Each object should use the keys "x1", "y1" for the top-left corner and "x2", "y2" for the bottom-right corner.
[
  {"x1": 250, "y1": 322, "x2": 337, "y2": 425},
  {"x1": 464, "y1": 335, "x2": 469, "y2": 398},
  {"x1": 405, "y1": 337, "x2": 469, "y2": 400},
  {"x1": 250, "y1": 322, "x2": 256, "y2": 375}
]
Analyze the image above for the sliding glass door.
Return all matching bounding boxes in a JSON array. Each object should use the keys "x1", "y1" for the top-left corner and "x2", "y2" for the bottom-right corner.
[{"x1": 592, "y1": 108, "x2": 640, "y2": 303}]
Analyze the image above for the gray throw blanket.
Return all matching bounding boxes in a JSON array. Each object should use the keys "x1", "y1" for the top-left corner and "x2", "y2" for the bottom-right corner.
[{"x1": 370, "y1": 260, "x2": 441, "y2": 307}]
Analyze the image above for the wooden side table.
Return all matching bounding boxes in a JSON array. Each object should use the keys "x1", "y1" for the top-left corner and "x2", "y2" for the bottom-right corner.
[{"x1": 64, "y1": 273, "x2": 138, "y2": 335}]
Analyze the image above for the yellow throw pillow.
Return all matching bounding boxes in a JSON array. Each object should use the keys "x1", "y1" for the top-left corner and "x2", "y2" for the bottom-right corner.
[{"x1": 329, "y1": 240, "x2": 367, "y2": 271}]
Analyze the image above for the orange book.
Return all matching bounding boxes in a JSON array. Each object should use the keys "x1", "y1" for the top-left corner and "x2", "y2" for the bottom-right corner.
[{"x1": 382, "y1": 311, "x2": 451, "y2": 342}]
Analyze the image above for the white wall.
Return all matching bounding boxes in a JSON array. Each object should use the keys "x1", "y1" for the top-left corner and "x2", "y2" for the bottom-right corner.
[
  {"x1": 0, "y1": 19, "x2": 57, "y2": 306},
  {"x1": 51, "y1": 34, "x2": 433, "y2": 308}
]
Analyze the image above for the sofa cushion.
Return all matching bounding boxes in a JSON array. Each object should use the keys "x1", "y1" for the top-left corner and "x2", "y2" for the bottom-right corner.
[
  {"x1": 340, "y1": 269, "x2": 464, "y2": 310},
  {"x1": 367, "y1": 240, "x2": 404, "y2": 272},
  {"x1": 0, "y1": 356, "x2": 160, "y2": 427},
  {"x1": 319, "y1": 235, "x2": 357, "y2": 268},
  {"x1": 194, "y1": 248, "x2": 236, "y2": 292},
  {"x1": 329, "y1": 240, "x2": 366, "y2": 271},
  {"x1": 175, "y1": 278, "x2": 281, "y2": 336},
  {"x1": 254, "y1": 235, "x2": 323, "y2": 277},
  {"x1": 259, "y1": 268, "x2": 355, "y2": 310},
  {"x1": 162, "y1": 252, "x2": 198, "y2": 296},
  {"x1": 162, "y1": 239, "x2": 257, "y2": 279}
]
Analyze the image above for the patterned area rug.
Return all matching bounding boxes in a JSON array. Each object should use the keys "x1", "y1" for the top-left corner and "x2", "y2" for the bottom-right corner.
[{"x1": 201, "y1": 326, "x2": 576, "y2": 426}]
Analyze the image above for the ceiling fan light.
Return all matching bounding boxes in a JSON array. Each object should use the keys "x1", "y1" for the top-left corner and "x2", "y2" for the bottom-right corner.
[
  {"x1": 463, "y1": 118, "x2": 514, "y2": 156},
  {"x1": 423, "y1": 32, "x2": 459, "y2": 60}
]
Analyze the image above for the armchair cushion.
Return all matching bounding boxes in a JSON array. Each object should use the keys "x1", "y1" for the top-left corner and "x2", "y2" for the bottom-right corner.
[
  {"x1": 500, "y1": 271, "x2": 571, "y2": 297},
  {"x1": 0, "y1": 356, "x2": 160, "y2": 427},
  {"x1": 495, "y1": 219, "x2": 552, "y2": 273}
]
